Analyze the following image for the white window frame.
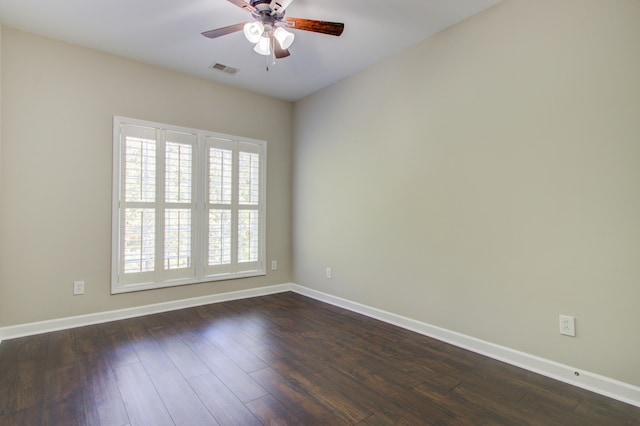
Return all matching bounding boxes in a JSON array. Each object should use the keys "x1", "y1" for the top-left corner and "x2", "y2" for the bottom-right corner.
[{"x1": 111, "y1": 116, "x2": 266, "y2": 294}]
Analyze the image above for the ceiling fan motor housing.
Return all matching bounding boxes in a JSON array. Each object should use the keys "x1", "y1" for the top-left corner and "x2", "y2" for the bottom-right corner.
[
  {"x1": 269, "y1": 0, "x2": 293, "y2": 13},
  {"x1": 249, "y1": 0, "x2": 290, "y2": 20}
]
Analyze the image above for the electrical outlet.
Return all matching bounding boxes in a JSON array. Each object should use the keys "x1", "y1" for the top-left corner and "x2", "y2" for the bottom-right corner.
[
  {"x1": 271, "y1": 260, "x2": 278, "y2": 271},
  {"x1": 559, "y1": 315, "x2": 575, "y2": 337},
  {"x1": 326, "y1": 267, "x2": 332, "y2": 279},
  {"x1": 73, "y1": 280, "x2": 85, "y2": 296}
]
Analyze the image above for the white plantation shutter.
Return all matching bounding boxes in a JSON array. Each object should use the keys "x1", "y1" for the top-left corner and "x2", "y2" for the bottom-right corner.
[
  {"x1": 112, "y1": 117, "x2": 265, "y2": 293},
  {"x1": 237, "y1": 144, "x2": 262, "y2": 270},
  {"x1": 120, "y1": 125, "x2": 157, "y2": 282},
  {"x1": 162, "y1": 131, "x2": 195, "y2": 280},
  {"x1": 116, "y1": 123, "x2": 197, "y2": 287},
  {"x1": 204, "y1": 138, "x2": 265, "y2": 276},
  {"x1": 207, "y1": 145, "x2": 233, "y2": 270}
]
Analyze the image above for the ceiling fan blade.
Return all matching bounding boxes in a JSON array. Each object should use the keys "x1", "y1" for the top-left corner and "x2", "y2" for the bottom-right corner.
[
  {"x1": 226, "y1": 0, "x2": 257, "y2": 14},
  {"x1": 284, "y1": 18, "x2": 344, "y2": 36},
  {"x1": 274, "y1": 43, "x2": 291, "y2": 59},
  {"x1": 202, "y1": 22, "x2": 247, "y2": 39}
]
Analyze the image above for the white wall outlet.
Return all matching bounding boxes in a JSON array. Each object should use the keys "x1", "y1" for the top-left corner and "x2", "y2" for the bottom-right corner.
[
  {"x1": 559, "y1": 315, "x2": 575, "y2": 337},
  {"x1": 271, "y1": 260, "x2": 278, "y2": 271},
  {"x1": 73, "y1": 280, "x2": 85, "y2": 296},
  {"x1": 326, "y1": 267, "x2": 332, "y2": 279}
]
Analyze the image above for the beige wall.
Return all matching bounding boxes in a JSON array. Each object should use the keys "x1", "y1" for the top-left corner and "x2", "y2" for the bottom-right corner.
[
  {"x1": 293, "y1": 0, "x2": 640, "y2": 386},
  {"x1": 0, "y1": 28, "x2": 292, "y2": 326},
  {"x1": 0, "y1": 26, "x2": 2, "y2": 316}
]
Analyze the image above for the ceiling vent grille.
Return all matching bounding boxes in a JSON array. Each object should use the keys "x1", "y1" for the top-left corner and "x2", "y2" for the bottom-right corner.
[{"x1": 209, "y1": 62, "x2": 238, "y2": 75}]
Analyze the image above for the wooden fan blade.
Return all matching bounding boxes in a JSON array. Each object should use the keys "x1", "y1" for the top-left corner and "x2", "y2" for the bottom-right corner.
[
  {"x1": 202, "y1": 23, "x2": 246, "y2": 39},
  {"x1": 226, "y1": 0, "x2": 257, "y2": 14},
  {"x1": 284, "y1": 18, "x2": 344, "y2": 36},
  {"x1": 274, "y1": 43, "x2": 291, "y2": 59}
]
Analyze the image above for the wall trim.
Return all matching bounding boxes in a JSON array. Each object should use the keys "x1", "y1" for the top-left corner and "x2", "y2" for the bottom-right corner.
[
  {"x1": 1, "y1": 282, "x2": 638, "y2": 408},
  {"x1": 0, "y1": 284, "x2": 291, "y2": 342},
  {"x1": 290, "y1": 284, "x2": 640, "y2": 408}
]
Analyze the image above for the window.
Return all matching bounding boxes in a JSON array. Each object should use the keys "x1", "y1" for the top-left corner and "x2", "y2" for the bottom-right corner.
[{"x1": 112, "y1": 117, "x2": 266, "y2": 293}]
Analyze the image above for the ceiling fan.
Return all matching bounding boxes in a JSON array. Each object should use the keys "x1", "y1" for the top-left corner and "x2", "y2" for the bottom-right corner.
[{"x1": 202, "y1": 0, "x2": 344, "y2": 63}]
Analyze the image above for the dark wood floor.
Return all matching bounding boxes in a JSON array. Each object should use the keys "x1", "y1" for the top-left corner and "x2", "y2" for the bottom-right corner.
[{"x1": 0, "y1": 292, "x2": 639, "y2": 425}]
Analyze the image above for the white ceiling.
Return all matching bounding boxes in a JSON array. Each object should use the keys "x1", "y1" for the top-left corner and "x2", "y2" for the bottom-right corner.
[{"x1": 0, "y1": 0, "x2": 502, "y2": 101}]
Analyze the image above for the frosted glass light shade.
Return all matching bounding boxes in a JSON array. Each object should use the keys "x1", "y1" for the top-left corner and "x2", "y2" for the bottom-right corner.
[
  {"x1": 243, "y1": 21, "x2": 264, "y2": 43},
  {"x1": 254, "y1": 36, "x2": 271, "y2": 55},
  {"x1": 274, "y1": 27, "x2": 295, "y2": 49}
]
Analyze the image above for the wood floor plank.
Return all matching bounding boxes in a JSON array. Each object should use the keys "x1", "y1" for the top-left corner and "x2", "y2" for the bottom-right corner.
[
  {"x1": 150, "y1": 368, "x2": 219, "y2": 426},
  {"x1": 515, "y1": 388, "x2": 581, "y2": 424},
  {"x1": 354, "y1": 413, "x2": 396, "y2": 425},
  {"x1": 317, "y1": 359, "x2": 471, "y2": 425},
  {"x1": 44, "y1": 364, "x2": 83, "y2": 405},
  {"x1": 198, "y1": 325, "x2": 268, "y2": 373},
  {"x1": 250, "y1": 367, "x2": 350, "y2": 426},
  {"x1": 129, "y1": 337, "x2": 176, "y2": 375},
  {"x1": 78, "y1": 353, "x2": 130, "y2": 426},
  {"x1": 0, "y1": 341, "x2": 18, "y2": 416},
  {"x1": 41, "y1": 393, "x2": 87, "y2": 426},
  {"x1": 183, "y1": 334, "x2": 268, "y2": 403},
  {"x1": 0, "y1": 396, "x2": 8, "y2": 418},
  {"x1": 245, "y1": 394, "x2": 303, "y2": 426},
  {"x1": 112, "y1": 362, "x2": 174, "y2": 426},
  {"x1": 250, "y1": 338, "x2": 333, "y2": 380},
  {"x1": 102, "y1": 333, "x2": 140, "y2": 368},
  {"x1": 46, "y1": 329, "x2": 77, "y2": 369},
  {"x1": 121, "y1": 318, "x2": 176, "y2": 375},
  {"x1": 443, "y1": 380, "x2": 542, "y2": 424},
  {"x1": 74, "y1": 322, "x2": 139, "y2": 368},
  {"x1": 0, "y1": 335, "x2": 49, "y2": 415},
  {"x1": 172, "y1": 305, "x2": 210, "y2": 327},
  {"x1": 73, "y1": 323, "x2": 114, "y2": 356},
  {"x1": 413, "y1": 373, "x2": 463, "y2": 396},
  {"x1": 264, "y1": 354, "x2": 373, "y2": 424},
  {"x1": 188, "y1": 372, "x2": 262, "y2": 426},
  {"x1": 0, "y1": 405, "x2": 41, "y2": 425},
  {"x1": 225, "y1": 314, "x2": 273, "y2": 344},
  {"x1": 14, "y1": 332, "x2": 50, "y2": 361},
  {"x1": 7, "y1": 359, "x2": 47, "y2": 412},
  {"x1": 150, "y1": 325, "x2": 210, "y2": 379},
  {"x1": 209, "y1": 317, "x2": 265, "y2": 349},
  {"x1": 574, "y1": 396, "x2": 640, "y2": 425}
]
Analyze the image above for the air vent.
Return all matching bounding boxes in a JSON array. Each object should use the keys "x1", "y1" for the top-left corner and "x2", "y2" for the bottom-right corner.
[{"x1": 209, "y1": 62, "x2": 238, "y2": 75}]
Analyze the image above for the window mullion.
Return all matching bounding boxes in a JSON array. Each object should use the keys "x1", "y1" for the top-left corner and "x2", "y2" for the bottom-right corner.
[
  {"x1": 156, "y1": 129, "x2": 166, "y2": 277},
  {"x1": 231, "y1": 144, "x2": 239, "y2": 272},
  {"x1": 195, "y1": 134, "x2": 206, "y2": 281}
]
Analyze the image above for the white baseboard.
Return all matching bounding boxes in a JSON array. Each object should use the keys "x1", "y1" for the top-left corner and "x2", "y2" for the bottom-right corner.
[
  {"x1": 290, "y1": 284, "x2": 640, "y2": 408},
  {"x1": 0, "y1": 283, "x2": 292, "y2": 342},
  {"x1": 1, "y1": 282, "x2": 638, "y2": 408}
]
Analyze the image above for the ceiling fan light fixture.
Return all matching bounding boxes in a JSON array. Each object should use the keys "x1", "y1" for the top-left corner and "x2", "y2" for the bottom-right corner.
[
  {"x1": 254, "y1": 35, "x2": 271, "y2": 55},
  {"x1": 274, "y1": 27, "x2": 295, "y2": 49},
  {"x1": 243, "y1": 21, "x2": 264, "y2": 43}
]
